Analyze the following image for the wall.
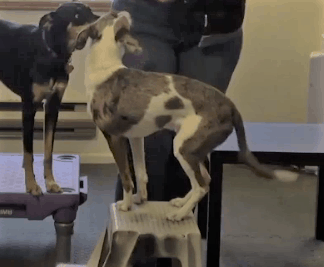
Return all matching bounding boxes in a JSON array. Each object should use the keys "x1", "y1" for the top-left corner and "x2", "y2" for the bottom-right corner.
[{"x1": 227, "y1": 0, "x2": 324, "y2": 123}]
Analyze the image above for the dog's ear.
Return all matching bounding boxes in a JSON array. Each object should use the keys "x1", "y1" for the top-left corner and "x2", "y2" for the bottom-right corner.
[
  {"x1": 73, "y1": 23, "x2": 102, "y2": 50},
  {"x1": 91, "y1": 12, "x2": 118, "y2": 34},
  {"x1": 115, "y1": 28, "x2": 143, "y2": 55},
  {"x1": 39, "y1": 12, "x2": 56, "y2": 30},
  {"x1": 72, "y1": 11, "x2": 131, "y2": 51},
  {"x1": 73, "y1": 26, "x2": 92, "y2": 50},
  {"x1": 113, "y1": 11, "x2": 132, "y2": 36},
  {"x1": 115, "y1": 27, "x2": 130, "y2": 43},
  {"x1": 72, "y1": 12, "x2": 117, "y2": 50}
]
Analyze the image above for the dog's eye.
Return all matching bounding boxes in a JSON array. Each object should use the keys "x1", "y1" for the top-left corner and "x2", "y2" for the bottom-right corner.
[
  {"x1": 75, "y1": 14, "x2": 79, "y2": 19},
  {"x1": 126, "y1": 42, "x2": 135, "y2": 46}
]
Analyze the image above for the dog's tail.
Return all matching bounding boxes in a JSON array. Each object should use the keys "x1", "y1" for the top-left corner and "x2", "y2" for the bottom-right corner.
[{"x1": 232, "y1": 106, "x2": 298, "y2": 183}]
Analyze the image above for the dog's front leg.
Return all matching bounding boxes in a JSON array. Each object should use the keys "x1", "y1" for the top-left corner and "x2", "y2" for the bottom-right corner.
[
  {"x1": 128, "y1": 137, "x2": 148, "y2": 204},
  {"x1": 22, "y1": 100, "x2": 42, "y2": 196},
  {"x1": 101, "y1": 131, "x2": 134, "y2": 211},
  {"x1": 43, "y1": 81, "x2": 67, "y2": 193}
]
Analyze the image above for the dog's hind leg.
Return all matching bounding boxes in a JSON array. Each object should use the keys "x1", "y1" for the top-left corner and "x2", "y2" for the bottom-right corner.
[
  {"x1": 167, "y1": 117, "x2": 232, "y2": 221},
  {"x1": 43, "y1": 81, "x2": 68, "y2": 193},
  {"x1": 170, "y1": 160, "x2": 210, "y2": 209},
  {"x1": 129, "y1": 137, "x2": 148, "y2": 204},
  {"x1": 22, "y1": 100, "x2": 42, "y2": 196},
  {"x1": 102, "y1": 131, "x2": 135, "y2": 211},
  {"x1": 165, "y1": 115, "x2": 206, "y2": 221}
]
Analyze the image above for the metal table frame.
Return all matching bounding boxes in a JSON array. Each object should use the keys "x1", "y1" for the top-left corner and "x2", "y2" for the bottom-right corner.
[{"x1": 197, "y1": 122, "x2": 324, "y2": 267}]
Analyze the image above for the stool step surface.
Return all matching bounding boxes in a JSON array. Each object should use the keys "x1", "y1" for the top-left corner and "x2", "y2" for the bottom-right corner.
[
  {"x1": 0, "y1": 153, "x2": 79, "y2": 194},
  {"x1": 110, "y1": 201, "x2": 200, "y2": 236}
]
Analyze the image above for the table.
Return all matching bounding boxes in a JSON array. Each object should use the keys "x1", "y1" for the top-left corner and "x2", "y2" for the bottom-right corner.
[
  {"x1": 0, "y1": 153, "x2": 88, "y2": 263},
  {"x1": 197, "y1": 122, "x2": 324, "y2": 267}
]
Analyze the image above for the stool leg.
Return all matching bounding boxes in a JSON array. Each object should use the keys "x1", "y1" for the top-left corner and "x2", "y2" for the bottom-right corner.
[
  {"x1": 54, "y1": 222, "x2": 74, "y2": 263},
  {"x1": 316, "y1": 166, "x2": 324, "y2": 241},
  {"x1": 98, "y1": 229, "x2": 110, "y2": 267}
]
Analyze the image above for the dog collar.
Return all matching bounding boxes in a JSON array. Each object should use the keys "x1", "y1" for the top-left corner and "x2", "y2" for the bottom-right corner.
[{"x1": 42, "y1": 30, "x2": 57, "y2": 58}]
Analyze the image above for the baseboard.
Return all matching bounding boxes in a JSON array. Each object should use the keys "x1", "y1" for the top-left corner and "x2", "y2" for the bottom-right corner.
[{"x1": 79, "y1": 153, "x2": 115, "y2": 164}]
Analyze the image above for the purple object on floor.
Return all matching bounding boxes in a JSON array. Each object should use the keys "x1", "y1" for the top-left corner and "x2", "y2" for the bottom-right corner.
[{"x1": 0, "y1": 153, "x2": 87, "y2": 222}]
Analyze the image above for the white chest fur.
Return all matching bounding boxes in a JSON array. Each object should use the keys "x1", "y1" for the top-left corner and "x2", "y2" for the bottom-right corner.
[{"x1": 84, "y1": 27, "x2": 125, "y2": 104}]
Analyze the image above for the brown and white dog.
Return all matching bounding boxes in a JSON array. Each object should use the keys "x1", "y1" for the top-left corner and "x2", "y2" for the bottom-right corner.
[{"x1": 76, "y1": 11, "x2": 298, "y2": 221}]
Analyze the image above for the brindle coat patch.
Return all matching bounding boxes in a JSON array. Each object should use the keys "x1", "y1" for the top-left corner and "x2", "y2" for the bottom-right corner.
[
  {"x1": 171, "y1": 75, "x2": 235, "y2": 123},
  {"x1": 91, "y1": 68, "x2": 171, "y2": 136},
  {"x1": 164, "y1": 96, "x2": 184, "y2": 110}
]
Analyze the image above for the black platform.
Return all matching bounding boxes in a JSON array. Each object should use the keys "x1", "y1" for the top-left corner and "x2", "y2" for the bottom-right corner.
[{"x1": 0, "y1": 153, "x2": 87, "y2": 264}]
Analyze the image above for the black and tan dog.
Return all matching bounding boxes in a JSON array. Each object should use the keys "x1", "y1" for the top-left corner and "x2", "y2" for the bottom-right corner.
[{"x1": 0, "y1": 2, "x2": 99, "y2": 196}]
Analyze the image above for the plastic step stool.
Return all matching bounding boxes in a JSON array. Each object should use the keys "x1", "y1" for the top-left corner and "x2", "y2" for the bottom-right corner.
[{"x1": 87, "y1": 201, "x2": 202, "y2": 267}]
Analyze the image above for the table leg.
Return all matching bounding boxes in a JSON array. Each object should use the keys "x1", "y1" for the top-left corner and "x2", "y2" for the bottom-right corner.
[
  {"x1": 54, "y1": 222, "x2": 74, "y2": 263},
  {"x1": 316, "y1": 165, "x2": 324, "y2": 241},
  {"x1": 198, "y1": 195, "x2": 208, "y2": 239},
  {"x1": 198, "y1": 157, "x2": 210, "y2": 239},
  {"x1": 206, "y1": 154, "x2": 223, "y2": 267}
]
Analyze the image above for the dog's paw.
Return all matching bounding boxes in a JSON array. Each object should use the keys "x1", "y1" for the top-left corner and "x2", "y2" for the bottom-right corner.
[
  {"x1": 166, "y1": 209, "x2": 188, "y2": 222},
  {"x1": 117, "y1": 200, "x2": 132, "y2": 212},
  {"x1": 132, "y1": 193, "x2": 147, "y2": 204},
  {"x1": 26, "y1": 182, "x2": 43, "y2": 196},
  {"x1": 137, "y1": 181, "x2": 148, "y2": 200},
  {"x1": 170, "y1": 197, "x2": 187, "y2": 208},
  {"x1": 46, "y1": 180, "x2": 63, "y2": 193},
  {"x1": 141, "y1": 187, "x2": 148, "y2": 201}
]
